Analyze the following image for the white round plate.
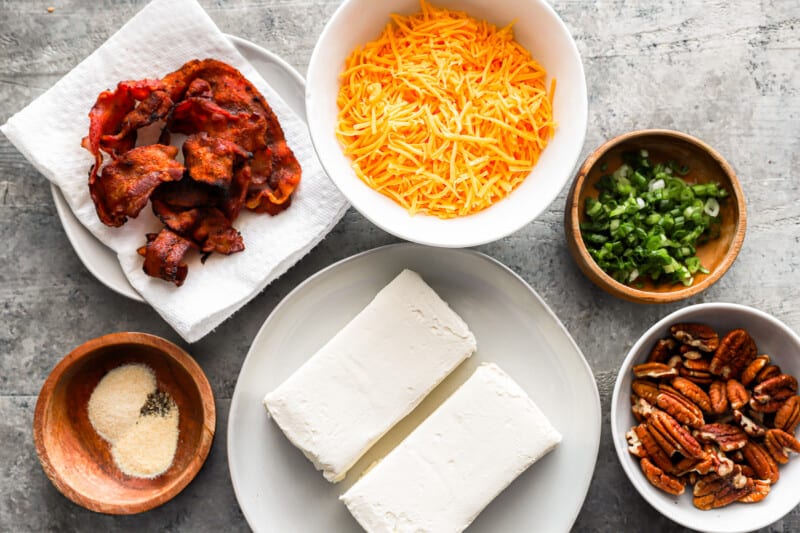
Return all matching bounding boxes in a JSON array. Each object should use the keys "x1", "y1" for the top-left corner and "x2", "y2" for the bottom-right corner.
[
  {"x1": 228, "y1": 243, "x2": 601, "y2": 532},
  {"x1": 611, "y1": 303, "x2": 800, "y2": 533},
  {"x1": 50, "y1": 35, "x2": 307, "y2": 302}
]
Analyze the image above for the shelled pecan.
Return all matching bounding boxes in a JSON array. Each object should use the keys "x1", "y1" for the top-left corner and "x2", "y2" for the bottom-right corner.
[
  {"x1": 625, "y1": 322, "x2": 800, "y2": 510},
  {"x1": 775, "y1": 396, "x2": 800, "y2": 433},
  {"x1": 670, "y1": 323, "x2": 719, "y2": 352},
  {"x1": 692, "y1": 466, "x2": 749, "y2": 510},
  {"x1": 710, "y1": 329, "x2": 757, "y2": 379}
]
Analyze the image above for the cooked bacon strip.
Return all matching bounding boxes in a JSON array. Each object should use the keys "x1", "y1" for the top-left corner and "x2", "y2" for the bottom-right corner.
[
  {"x1": 222, "y1": 164, "x2": 252, "y2": 221},
  {"x1": 183, "y1": 132, "x2": 250, "y2": 188},
  {"x1": 245, "y1": 139, "x2": 302, "y2": 214},
  {"x1": 137, "y1": 229, "x2": 193, "y2": 286},
  {"x1": 169, "y1": 97, "x2": 268, "y2": 152},
  {"x1": 82, "y1": 79, "x2": 166, "y2": 184},
  {"x1": 100, "y1": 90, "x2": 173, "y2": 157},
  {"x1": 152, "y1": 200, "x2": 244, "y2": 255},
  {"x1": 90, "y1": 144, "x2": 184, "y2": 227}
]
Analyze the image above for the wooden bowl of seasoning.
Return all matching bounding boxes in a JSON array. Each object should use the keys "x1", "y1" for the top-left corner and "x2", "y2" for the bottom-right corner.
[
  {"x1": 564, "y1": 129, "x2": 746, "y2": 303},
  {"x1": 33, "y1": 332, "x2": 215, "y2": 514}
]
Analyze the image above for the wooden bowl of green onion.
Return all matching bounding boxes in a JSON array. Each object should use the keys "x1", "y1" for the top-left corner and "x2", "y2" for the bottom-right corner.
[{"x1": 564, "y1": 129, "x2": 746, "y2": 303}]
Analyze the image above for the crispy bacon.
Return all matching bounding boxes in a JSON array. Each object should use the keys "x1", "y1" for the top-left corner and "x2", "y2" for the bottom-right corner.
[
  {"x1": 223, "y1": 164, "x2": 252, "y2": 221},
  {"x1": 137, "y1": 229, "x2": 193, "y2": 286},
  {"x1": 83, "y1": 59, "x2": 302, "y2": 285},
  {"x1": 82, "y1": 79, "x2": 166, "y2": 183},
  {"x1": 183, "y1": 132, "x2": 250, "y2": 188},
  {"x1": 169, "y1": 97, "x2": 268, "y2": 152},
  {"x1": 152, "y1": 200, "x2": 244, "y2": 255},
  {"x1": 100, "y1": 90, "x2": 173, "y2": 157},
  {"x1": 161, "y1": 59, "x2": 301, "y2": 210},
  {"x1": 90, "y1": 144, "x2": 184, "y2": 227},
  {"x1": 245, "y1": 139, "x2": 301, "y2": 214}
]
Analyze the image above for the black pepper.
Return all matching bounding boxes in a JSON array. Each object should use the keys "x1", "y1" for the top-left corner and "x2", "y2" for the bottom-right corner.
[{"x1": 140, "y1": 390, "x2": 173, "y2": 417}]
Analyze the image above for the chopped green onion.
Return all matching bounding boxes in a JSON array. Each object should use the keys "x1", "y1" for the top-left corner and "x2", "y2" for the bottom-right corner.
[
  {"x1": 704, "y1": 198, "x2": 720, "y2": 217},
  {"x1": 580, "y1": 150, "x2": 727, "y2": 286}
]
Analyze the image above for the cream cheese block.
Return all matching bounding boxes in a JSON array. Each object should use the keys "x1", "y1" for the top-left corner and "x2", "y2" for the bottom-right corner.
[
  {"x1": 263, "y1": 269, "x2": 476, "y2": 482},
  {"x1": 340, "y1": 362, "x2": 562, "y2": 533}
]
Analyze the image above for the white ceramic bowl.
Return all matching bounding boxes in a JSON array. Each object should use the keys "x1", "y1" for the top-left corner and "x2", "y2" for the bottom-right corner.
[
  {"x1": 306, "y1": 0, "x2": 588, "y2": 247},
  {"x1": 611, "y1": 303, "x2": 800, "y2": 533}
]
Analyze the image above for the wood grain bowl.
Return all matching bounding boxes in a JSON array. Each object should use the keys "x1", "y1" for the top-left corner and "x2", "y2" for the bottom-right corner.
[
  {"x1": 33, "y1": 332, "x2": 215, "y2": 514},
  {"x1": 564, "y1": 129, "x2": 746, "y2": 303}
]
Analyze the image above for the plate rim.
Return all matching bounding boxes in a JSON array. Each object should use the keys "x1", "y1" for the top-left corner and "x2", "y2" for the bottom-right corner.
[
  {"x1": 49, "y1": 34, "x2": 307, "y2": 303},
  {"x1": 227, "y1": 242, "x2": 601, "y2": 532}
]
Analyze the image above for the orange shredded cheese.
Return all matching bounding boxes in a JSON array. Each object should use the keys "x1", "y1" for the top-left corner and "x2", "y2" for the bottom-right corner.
[{"x1": 336, "y1": 0, "x2": 556, "y2": 218}]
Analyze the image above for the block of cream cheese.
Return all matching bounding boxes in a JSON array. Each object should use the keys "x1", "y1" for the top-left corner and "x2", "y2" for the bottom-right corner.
[
  {"x1": 263, "y1": 269, "x2": 476, "y2": 482},
  {"x1": 340, "y1": 362, "x2": 562, "y2": 533}
]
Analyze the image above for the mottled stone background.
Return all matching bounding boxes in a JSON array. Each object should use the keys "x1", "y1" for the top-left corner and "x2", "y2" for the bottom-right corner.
[{"x1": 1, "y1": 0, "x2": 798, "y2": 531}]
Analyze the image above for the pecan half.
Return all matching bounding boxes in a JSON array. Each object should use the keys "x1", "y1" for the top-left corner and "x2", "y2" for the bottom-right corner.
[
  {"x1": 764, "y1": 428, "x2": 800, "y2": 465},
  {"x1": 671, "y1": 323, "x2": 720, "y2": 352},
  {"x1": 755, "y1": 364, "x2": 781, "y2": 385},
  {"x1": 672, "y1": 377, "x2": 712, "y2": 413},
  {"x1": 647, "y1": 338, "x2": 677, "y2": 363},
  {"x1": 733, "y1": 409, "x2": 766, "y2": 438},
  {"x1": 738, "y1": 478, "x2": 771, "y2": 503},
  {"x1": 635, "y1": 424, "x2": 673, "y2": 472},
  {"x1": 774, "y1": 396, "x2": 800, "y2": 433},
  {"x1": 740, "y1": 354, "x2": 770, "y2": 387},
  {"x1": 649, "y1": 410, "x2": 704, "y2": 459},
  {"x1": 739, "y1": 464, "x2": 757, "y2": 478},
  {"x1": 726, "y1": 379, "x2": 750, "y2": 410},
  {"x1": 693, "y1": 466, "x2": 750, "y2": 510},
  {"x1": 633, "y1": 362, "x2": 679, "y2": 379},
  {"x1": 656, "y1": 386, "x2": 705, "y2": 428},
  {"x1": 708, "y1": 380, "x2": 729, "y2": 415},
  {"x1": 742, "y1": 441, "x2": 780, "y2": 484},
  {"x1": 631, "y1": 379, "x2": 659, "y2": 405},
  {"x1": 680, "y1": 359, "x2": 713, "y2": 385},
  {"x1": 696, "y1": 423, "x2": 748, "y2": 452},
  {"x1": 672, "y1": 455, "x2": 715, "y2": 477},
  {"x1": 752, "y1": 374, "x2": 798, "y2": 404},
  {"x1": 749, "y1": 397, "x2": 783, "y2": 413},
  {"x1": 641, "y1": 457, "x2": 685, "y2": 496},
  {"x1": 626, "y1": 426, "x2": 647, "y2": 458},
  {"x1": 709, "y1": 329, "x2": 757, "y2": 379}
]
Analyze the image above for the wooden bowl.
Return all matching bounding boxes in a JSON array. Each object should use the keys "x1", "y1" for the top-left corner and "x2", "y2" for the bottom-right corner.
[
  {"x1": 564, "y1": 129, "x2": 746, "y2": 303},
  {"x1": 33, "y1": 332, "x2": 215, "y2": 514}
]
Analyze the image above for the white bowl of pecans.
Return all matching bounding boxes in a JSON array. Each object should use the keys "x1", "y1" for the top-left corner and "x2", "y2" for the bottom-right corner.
[{"x1": 611, "y1": 303, "x2": 800, "y2": 532}]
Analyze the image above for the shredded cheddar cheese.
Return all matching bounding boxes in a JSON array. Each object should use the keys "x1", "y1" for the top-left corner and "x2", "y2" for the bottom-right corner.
[{"x1": 336, "y1": 0, "x2": 556, "y2": 218}]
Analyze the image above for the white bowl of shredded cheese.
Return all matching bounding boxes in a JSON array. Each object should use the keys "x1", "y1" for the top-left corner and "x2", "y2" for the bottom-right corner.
[{"x1": 307, "y1": 0, "x2": 587, "y2": 247}]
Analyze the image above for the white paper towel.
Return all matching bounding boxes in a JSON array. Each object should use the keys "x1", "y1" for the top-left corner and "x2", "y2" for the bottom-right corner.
[{"x1": 1, "y1": 0, "x2": 348, "y2": 342}]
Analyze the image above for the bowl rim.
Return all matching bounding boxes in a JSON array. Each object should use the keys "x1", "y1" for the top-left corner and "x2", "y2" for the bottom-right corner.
[
  {"x1": 32, "y1": 331, "x2": 216, "y2": 515},
  {"x1": 565, "y1": 128, "x2": 747, "y2": 303},
  {"x1": 610, "y1": 302, "x2": 800, "y2": 532},
  {"x1": 305, "y1": 0, "x2": 588, "y2": 248}
]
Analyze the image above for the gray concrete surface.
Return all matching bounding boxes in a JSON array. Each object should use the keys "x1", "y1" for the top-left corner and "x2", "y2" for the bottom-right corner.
[{"x1": 1, "y1": 0, "x2": 798, "y2": 531}]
